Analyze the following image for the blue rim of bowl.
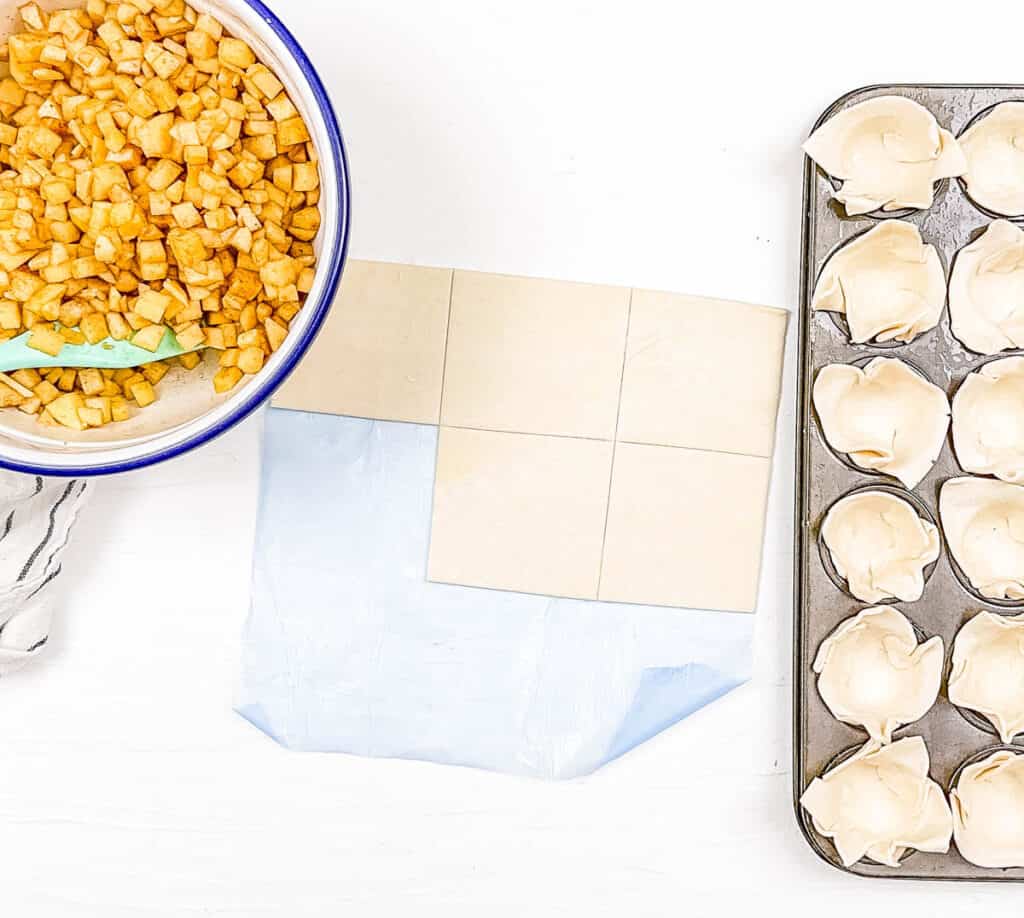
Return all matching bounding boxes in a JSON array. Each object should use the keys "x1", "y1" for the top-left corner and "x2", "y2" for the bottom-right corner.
[{"x1": 0, "y1": 0, "x2": 351, "y2": 478}]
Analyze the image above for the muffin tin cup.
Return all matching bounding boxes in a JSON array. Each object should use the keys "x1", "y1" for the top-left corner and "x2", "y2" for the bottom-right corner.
[
  {"x1": 816, "y1": 483, "x2": 941, "y2": 604},
  {"x1": 822, "y1": 170, "x2": 951, "y2": 222},
  {"x1": 795, "y1": 83, "x2": 1024, "y2": 882},
  {"x1": 949, "y1": 744, "x2": 1024, "y2": 791},
  {"x1": 945, "y1": 550, "x2": 1024, "y2": 611},
  {"x1": 947, "y1": 746, "x2": 1024, "y2": 871},
  {"x1": 812, "y1": 229, "x2": 951, "y2": 349},
  {"x1": 811, "y1": 356, "x2": 947, "y2": 486},
  {"x1": 955, "y1": 101, "x2": 1024, "y2": 222},
  {"x1": 951, "y1": 700, "x2": 1023, "y2": 744},
  {"x1": 943, "y1": 616, "x2": 1024, "y2": 743},
  {"x1": 811, "y1": 609, "x2": 940, "y2": 750},
  {"x1": 800, "y1": 741, "x2": 927, "y2": 869},
  {"x1": 949, "y1": 354, "x2": 1024, "y2": 485}
]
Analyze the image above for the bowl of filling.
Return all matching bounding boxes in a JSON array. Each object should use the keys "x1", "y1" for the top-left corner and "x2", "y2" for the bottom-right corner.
[{"x1": 0, "y1": 0, "x2": 349, "y2": 475}]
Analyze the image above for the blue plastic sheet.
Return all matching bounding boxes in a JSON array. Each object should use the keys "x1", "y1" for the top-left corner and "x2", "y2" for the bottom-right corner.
[{"x1": 237, "y1": 409, "x2": 754, "y2": 779}]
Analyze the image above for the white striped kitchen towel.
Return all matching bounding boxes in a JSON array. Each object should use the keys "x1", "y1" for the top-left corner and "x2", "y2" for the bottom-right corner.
[{"x1": 0, "y1": 475, "x2": 88, "y2": 676}]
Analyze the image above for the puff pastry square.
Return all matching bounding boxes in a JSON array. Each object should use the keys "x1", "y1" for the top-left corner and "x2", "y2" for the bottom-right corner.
[
  {"x1": 440, "y1": 271, "x2": 631, "y2": 440},
  {"x1": 427, "y1": 427, "x2": 613, "y2": 600},
  {"x1": 598, "y1": 444, "x2": 772, "y2": 612},
  {"x1": 272, "y1": 260, "x2": 453, "y2": 424},
  {"x1": 617, "y1": 290, "x2": 788, "y2": 457}
]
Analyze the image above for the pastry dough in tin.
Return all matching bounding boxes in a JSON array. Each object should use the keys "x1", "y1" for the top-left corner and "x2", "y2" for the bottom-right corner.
[
  {"x1": 804, "y1": 95, "x2": 966, "y2": 215},
  {"x1": 812, "y1": 221, "x2": 945, "y2": 344},
  {"x1": 813, "y1": 357, "x2": 950, "y2": 488},
  {"x1": 951, "y1": 750, "x2": 1024, "y2": 869},
  {"x1": 940, "y1": 477, "x2": 1024, "y2": 601},
  {"x1": 960, "y1": 102, "x2": 1024, "y2": 217},
  {"x1": 814, "y1": 606, "x2": 943, "y2": 743},
  {"x1": 948, "y1": 611, "x2": 1024, "y2": 743},
  {"x1": 949, "y1": 221, "x2": 1024, "y2": 355},
  {"x1": 821, "y1": 491, "x2": 940, "y2": 603},
  {"x1": 800, "y1": 736, "x2": 953, "y2": 867},
  {"x1": 953, "y1": 356, "x2": 1024, "y2": 482}
]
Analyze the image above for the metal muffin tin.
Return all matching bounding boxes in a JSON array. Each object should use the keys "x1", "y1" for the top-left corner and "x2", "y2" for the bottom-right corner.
[{"x1": 794, "y1": 84, "x2": 1024, "y2": 881}]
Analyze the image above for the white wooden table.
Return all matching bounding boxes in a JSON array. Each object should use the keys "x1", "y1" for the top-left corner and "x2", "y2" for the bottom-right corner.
[{"x1": 1, "y1": 1, "x2": 1021, "y2": 913}]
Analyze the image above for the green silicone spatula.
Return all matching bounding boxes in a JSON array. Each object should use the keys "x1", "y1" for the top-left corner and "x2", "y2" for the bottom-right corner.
[{"x1": 0, "y1": 327, "x2": 202, "y2": 373}]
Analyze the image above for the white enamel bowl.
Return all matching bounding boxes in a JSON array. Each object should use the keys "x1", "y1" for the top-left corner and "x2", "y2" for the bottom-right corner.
[{"x1": 0, "y1": 0, "x2": 350, "y2": 475}]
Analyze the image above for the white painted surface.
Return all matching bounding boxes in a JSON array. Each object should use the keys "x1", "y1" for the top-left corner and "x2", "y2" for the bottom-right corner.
[{"x1": 0, "y1": 0, "x2": 1018, "y2": 913}]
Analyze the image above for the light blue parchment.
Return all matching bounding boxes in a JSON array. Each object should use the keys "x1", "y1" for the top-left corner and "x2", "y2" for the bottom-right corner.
[{"x1": 237, "y1": 409, "x2": 754, "y2": 779}]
